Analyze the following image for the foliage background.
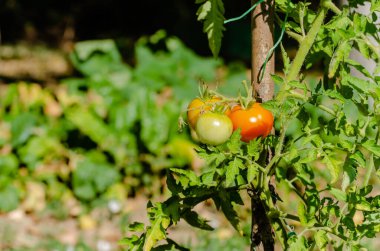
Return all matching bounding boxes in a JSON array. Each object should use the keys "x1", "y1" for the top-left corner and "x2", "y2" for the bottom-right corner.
[{"x1": 0, "y1": 0, "x2": 379, "y2": 250}]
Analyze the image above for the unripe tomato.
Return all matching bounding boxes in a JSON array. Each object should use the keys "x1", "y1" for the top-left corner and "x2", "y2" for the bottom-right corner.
[
  {"x1": 187, "y1": 97, "x2": 228, "y2": 129},
  {"x1": 195, "y1": 112, "x2": 233, "y2": 145},
  {"x1": 228, "y1": 103, "x2": 274, "y2": 142}
]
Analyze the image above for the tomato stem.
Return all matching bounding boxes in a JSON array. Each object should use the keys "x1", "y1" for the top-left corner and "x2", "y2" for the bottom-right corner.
[{"x1": 285, "y1": 4, "x2": 327, "y2": 83}]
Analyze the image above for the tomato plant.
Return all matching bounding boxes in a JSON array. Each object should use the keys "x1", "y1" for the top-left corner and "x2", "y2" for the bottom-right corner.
[
  {"x1": 195, "y1": 112, "x2": 233, "y2": 145},
  {"x1": 123, "y1": 0, "x2": 380, "y2": 250}
]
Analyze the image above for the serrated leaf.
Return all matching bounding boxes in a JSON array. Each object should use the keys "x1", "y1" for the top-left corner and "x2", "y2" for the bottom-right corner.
[
  {"x1": 322, "y1": 153, "x2": 342, "y2": 183},
  {"x1": 329, "y1": 40, "x2": 352, "y2": 78},
  {"x1": 371, "y1": 0, "x2": 380, "y2": 13},
  {"x1": 330, "y1": 188, "x2": 347, "y2": 201},
  {"x1": 247, "y1": 138, "x2": 262, "y2": 161},
  {"x1": 247, "y1": 163, "x2": 260, "y2": 185},
  {"x1": 196, "y1": 0, "x2": 225, "y2": 57},
  {"x1": 288, "y1": 235, "x2": 308, "y2": 251},
  {"x1": 342, "y1": 74, "x2": 378, "y2": 94},
  {"x1": 167, "y1": 173, "x2": 182, "y2": 195},
  {"x1": 357, "y1": 39, "x2": 371, "y2": 59},
  {"x1": 218, "y1": 190, "x2": 241, "y2": 232},
  {"x1": 182, "y1": 209, "x2": 214, "y2": 231},
  {"x1": 201, "y1": 170, "x2": 216, "y2": 186},
  {"x1": 342, "y1": 161, "x2": 357, "y2": 191},
  {"x1": 144, "y1": 204, "x2": 171, "y2": 251},
  {"x1": 272, "y1": 218, "x2": 287, "y2": 249},
  {"x1": 350, "y1": 150, "x2": 366, "y2": 167},
  {"x1": 227, "y1": 130, "x2": 242, "y2": 154},
  {"x1": 152, "y1": 239, "x2": 190, "y2": 251},
  {"x1": 119, "y1": 235, "x2": 145, "y2": 251},
  {"x1": 225, "y1": 158, "x2": 244, "y2": 187},
  {"x1": 315, "y1": 230, "x2": 328, "y2": 250},
  {"x1": 298, "y1": 203, "x2": 308, "y2": 226},
  {"x1": 170, "y1": 168, "x2": 199, "y2": 184},
  {"x1": 128, "y1": 222, "x2": 146, "y2": 232},
  {"x1": 198, "y1": 151, "x2": 226, "y2": 167},
  {"x1": 346, "y1": 59, "x2": 373, "y2": 79},
  {"x1": 325, "y1": 89, "x2": 346, "y2": 102},
  {"x1": 362, "y1": 140, "x2": 380, "y2": 157},
  {"x1": 355, "y1": 201, "x2": 372, "y2": 211}
]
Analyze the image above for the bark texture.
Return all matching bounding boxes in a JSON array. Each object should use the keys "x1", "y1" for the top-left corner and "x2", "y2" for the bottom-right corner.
[
  {"x1": 251, "y1": 0, "x2": 275, "y2": 102},
  {"x1": 250, "y1": 1, "x2": 275, "y2": 250}
]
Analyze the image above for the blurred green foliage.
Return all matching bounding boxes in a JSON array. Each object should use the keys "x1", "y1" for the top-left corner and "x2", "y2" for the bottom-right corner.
[{"x1": 0, "y1": 33, "x2": 247, "y2": 213}]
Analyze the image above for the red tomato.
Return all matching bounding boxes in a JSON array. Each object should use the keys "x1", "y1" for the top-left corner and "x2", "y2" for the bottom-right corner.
[{"x1": 228, "y1": 103, "x2": 274, "y2": 142}]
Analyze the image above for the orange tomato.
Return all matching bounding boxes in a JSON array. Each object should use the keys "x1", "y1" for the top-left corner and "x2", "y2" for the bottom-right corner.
[{"x1": 228, "y1": 103, "x2": 274, "y2": 142}]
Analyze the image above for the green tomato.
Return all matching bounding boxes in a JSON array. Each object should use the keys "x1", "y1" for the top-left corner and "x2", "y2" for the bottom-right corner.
[{"x1": 195, "y1": 112, "x2": 233, "y2": 145}]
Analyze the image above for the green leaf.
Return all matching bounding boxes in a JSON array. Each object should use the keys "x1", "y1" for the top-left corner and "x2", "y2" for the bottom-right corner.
[
  {"x1": 73, "y1": 159, "x2": 120, "y2": 200},
  {"x1": 0, "y1": 185, "x2": 19, "y2": 212},
  {"x1": 170, "y1": 168, "x2": 199, "y2": 186},
  {"x1": 217, "y1": 190, "x2": 241, "y2": 232},
  {"x1": 69, "y1": 39, "x2": 128, "y2": 77},
  {"x1": 371, "y1": 0, "x2": 380, "y2": 13},
  {"x1": 182, "y1": 209, "x2": 214, "y2": 230},
  {"x1": 225, "y1": 158, "x2": 244, "y2": 187},
  {"x1": 247, "y1": 163, "x2": 260, "y2": 186},
  {"x1": 288, "y1": 235, "x2": 308, "y2": 251},
  {"x1": 342, "y1": 74, "x2": 378, "y2": 95},
  {"x1": 201, "y1": 170, "x2": 216, "y2": 186},
  {"x1": 297, "y1": 203, "x2": 316, "y2": 227},
  {"x1": 227, "y1": 130, "x2": 242, "y2": 154},
  {"x1": 0, "y1": 154, "x2": 19, "y2": 176},
  {"x1": 144, "y1": 203, "x2": 171, "y2": 251},
  {"x1": 128, "y1": 222, "x2": 146, "y2": 232},
  {"x1": 356, "y1": 39, "x2": 371, "y2": 59},
  {"x1": 118, "y1": 235, "x2": 145, "y2": 251},
  {"x1": 362, "y1": 140, "x2": 380, "y2": 157},
  {"x1": 328, "y1": 40, "x2": 352, "y2": 78},
  {"x1": 247, "y1": 138, "x2": 262, "y2": 161},
  {"x1": 350, "y1": 150, "x2": 366, "y2": 168},
  {"x1": 330, "y1": 187, "x2": 347, "y2": 201},
  {"x1": 196, "y1": 0, "x2": 225, "y2": 57},
  {"x1": 346, "y1": 59, "x2": 373, "y2": 79},
  {"x1": 11, "y1": 113, "x2": 37, "y2": 146},
  {"x1": 355, "y1": 201, "x2": 372, "y2": 211},
  {"x1": 322, "y1": 153, "x2": 342, "y2": 183},
  {"x1": 315, "y1": 230, "x2": 328, "y2": 250},
  {"x1": 341, "y1": 161, "x2": 357, "y2": 191},
  {"x1": 65, "y1": 106, "x2": 118, "y2": 151},
  {"x1": 152, "y1": 239, "x2": 190, "y2": 251}
]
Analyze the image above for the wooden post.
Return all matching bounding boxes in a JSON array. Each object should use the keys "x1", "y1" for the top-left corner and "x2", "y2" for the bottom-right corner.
[
  {"x1": 251, "y1": 0, "x2": 275, "y2": 102},
  {"x1": 250, "y1": 0, "x2": 275, "y2": 250}
]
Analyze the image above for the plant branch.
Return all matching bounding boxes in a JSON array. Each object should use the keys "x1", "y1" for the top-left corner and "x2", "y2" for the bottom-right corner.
[{"x1": 285, "y1": 5, "x2": 327, "y2": 82}]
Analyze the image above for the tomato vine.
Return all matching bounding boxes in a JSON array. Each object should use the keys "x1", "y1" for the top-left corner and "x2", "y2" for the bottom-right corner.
[{"x1": 122, "y1": 0, "x2": 380, "y2": 250}]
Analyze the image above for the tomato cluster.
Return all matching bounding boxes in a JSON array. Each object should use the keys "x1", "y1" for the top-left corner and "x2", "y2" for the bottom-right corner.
[{"x1": 187, "y1": 96, "x2": 274, "y2": 145}]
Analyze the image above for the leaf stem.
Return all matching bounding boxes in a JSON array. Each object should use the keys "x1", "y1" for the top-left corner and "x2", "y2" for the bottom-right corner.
[
  {"x1": 322, "y1": 0, "x2": 341, "y2": 15},
  {"x1": 267, "y1": 123, "x2": 288, "y2": 176},
  {"x1": 318, "y1": 104, "x2": 336, "y2": 116},
  {"x1": 286, "y1": 30, "x2": 303, "y2": 43}
]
